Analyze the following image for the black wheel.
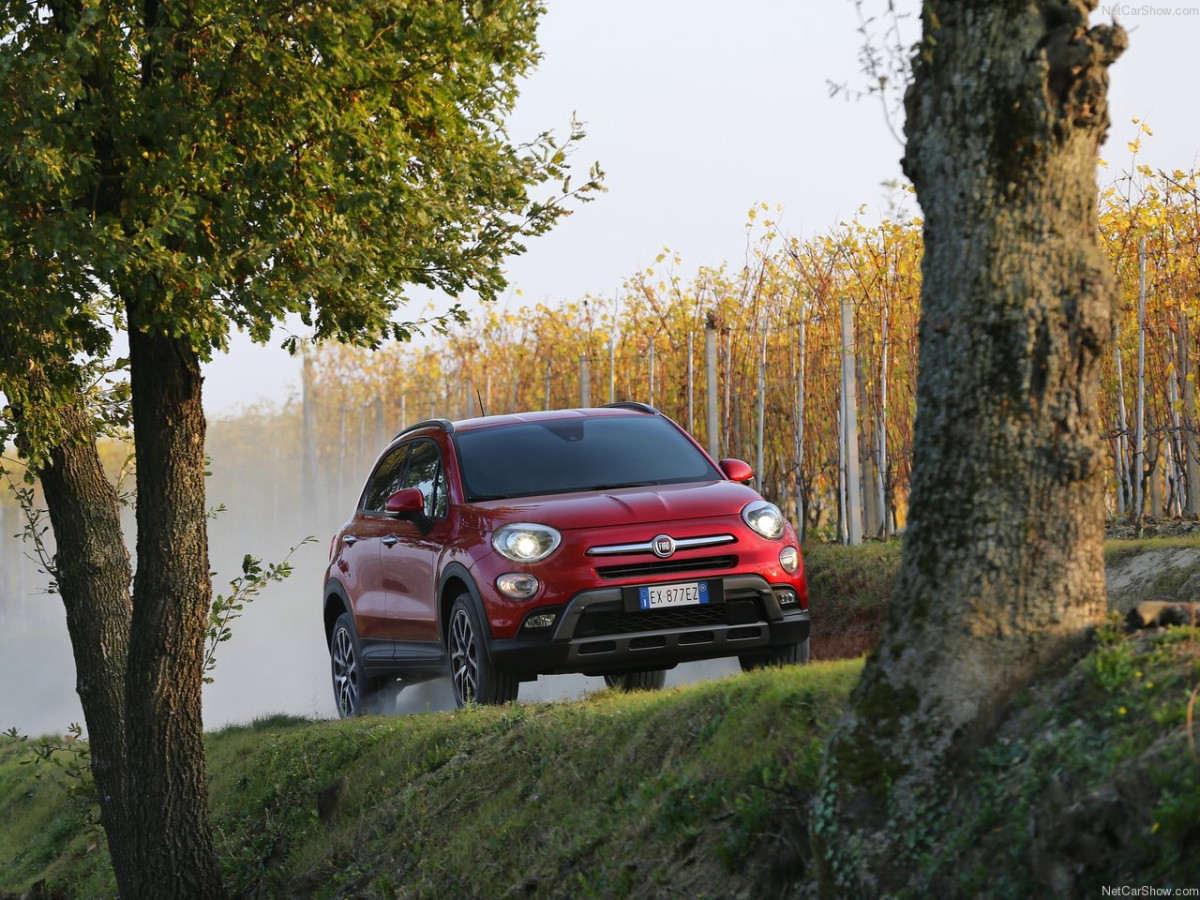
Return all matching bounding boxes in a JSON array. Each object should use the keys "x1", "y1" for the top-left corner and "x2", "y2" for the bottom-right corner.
[
  {"x1": 738, "y1": 637, "x2": 811, "y2": 673},
  {"x1": 331, "y1": 612, "x2": 377, "y2": 718},
  {"x1": 447, "y1": 594, "x2": 518, "y2": 706},
  {"x1": 602, "y1": 670, "x2": 667, "y2": 692}
]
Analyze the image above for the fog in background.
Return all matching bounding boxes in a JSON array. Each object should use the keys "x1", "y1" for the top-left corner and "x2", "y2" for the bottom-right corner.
[{"x1": 0, "y1": 426, "x2": 741, "y2": 739}]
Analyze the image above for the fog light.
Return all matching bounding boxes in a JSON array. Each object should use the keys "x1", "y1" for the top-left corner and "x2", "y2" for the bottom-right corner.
[
  {"x1": 524, "y1": 612, "x2": 557, "y2": 630},
  {"x1": 779, "y1": 546, "x2": 800, "y2": 573},
  {"x1": 776, "y1": 588, "x2": 799, "y2": 607},
  {"x1": 496, "y1": 573, "x2": 540, "y2": 599}
]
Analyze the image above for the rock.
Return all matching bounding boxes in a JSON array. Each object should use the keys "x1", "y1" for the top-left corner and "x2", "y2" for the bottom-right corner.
[
  {"x1": 1125, "y1": 600, "x2": 1200, "y2": 630},
  {"x1": 317, "y1": 775, "x2": 350, "y2": 824}
]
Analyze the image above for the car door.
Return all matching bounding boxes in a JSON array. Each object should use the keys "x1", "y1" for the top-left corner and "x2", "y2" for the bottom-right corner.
[
  {"x1": 341, "y1": 442, "x2": 410, "y2": 658},
  {"x1": 381, "y1": 438, "x2": 450, "y2": 653}
]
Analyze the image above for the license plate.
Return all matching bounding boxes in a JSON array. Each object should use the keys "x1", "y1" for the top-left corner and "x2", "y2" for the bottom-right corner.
[{"x1": 638, "y1": 580, "x2": 709, "y2": 610}]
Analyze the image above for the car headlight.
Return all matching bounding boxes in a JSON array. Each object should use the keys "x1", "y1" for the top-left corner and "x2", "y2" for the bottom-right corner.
[
  {"x1": 493, "y1": 523, "x2": 562, "y2": 563},
  {"x1": 742, "y1": 501, "x2": 785, "y2": 540}
]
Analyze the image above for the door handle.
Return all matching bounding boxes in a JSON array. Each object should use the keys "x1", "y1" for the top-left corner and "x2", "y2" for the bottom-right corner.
[
  {"x1": 343, "y1": 535, "x2": 359, "y2": 546},
  {"x1": 382, "y1": 536, "x2": 399, "y2": 547}
]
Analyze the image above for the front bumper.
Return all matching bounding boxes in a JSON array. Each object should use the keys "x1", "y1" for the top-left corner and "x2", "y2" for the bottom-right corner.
[{"x1": 488, "y1": 573, "x2": 810, "y2": 677}]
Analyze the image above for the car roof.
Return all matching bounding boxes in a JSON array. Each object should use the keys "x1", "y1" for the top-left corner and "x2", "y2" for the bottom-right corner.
[{"x1": 393, "y1": 402, "x2": 658, "y2": 440}]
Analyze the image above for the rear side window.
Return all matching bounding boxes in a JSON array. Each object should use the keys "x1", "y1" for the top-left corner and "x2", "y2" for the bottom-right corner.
[{"x1": 455, "y1": 415, "x2": 719, "y2": 501}]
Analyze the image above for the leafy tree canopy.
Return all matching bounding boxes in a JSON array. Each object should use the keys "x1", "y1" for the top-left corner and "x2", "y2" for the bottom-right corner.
[{"x1": 0, "y1": 0, "x2": 600, "y2": 453}]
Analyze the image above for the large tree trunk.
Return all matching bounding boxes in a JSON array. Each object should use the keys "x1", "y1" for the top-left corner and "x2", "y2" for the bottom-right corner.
[
  {"x1": 815, "y1": 2, "x2": 1125, "y2": 894},
  {"x1": 123, "y1": 322, "x2": 225, "y2": 900}
]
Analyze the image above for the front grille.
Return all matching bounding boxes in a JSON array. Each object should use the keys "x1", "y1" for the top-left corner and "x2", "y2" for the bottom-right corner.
[
  {"x1": 574, "y1": 597, "x2": 763, "y2": 637},
  {"x1": 595, "y1": 554, "x2": 738, "y2": 580}
]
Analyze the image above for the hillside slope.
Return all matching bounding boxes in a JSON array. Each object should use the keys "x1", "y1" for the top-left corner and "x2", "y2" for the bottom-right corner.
[{"x1": 2, "y1": 538, "x2": 1198, "y2": 899}]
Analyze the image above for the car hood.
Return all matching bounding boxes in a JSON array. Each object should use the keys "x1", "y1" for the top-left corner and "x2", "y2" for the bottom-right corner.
[{"x1": 466, "y1": 480, "x2": 761, "y2": 531}]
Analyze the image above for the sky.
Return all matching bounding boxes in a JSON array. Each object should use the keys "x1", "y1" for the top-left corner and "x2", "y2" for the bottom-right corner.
[{"x1": 200, "y1": 0, "x2": 1200, "y2": 418}]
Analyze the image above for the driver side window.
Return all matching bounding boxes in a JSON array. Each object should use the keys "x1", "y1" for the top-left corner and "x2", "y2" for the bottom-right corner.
[
  {"x1": 361, "y1": 443, "x2": 411, "y2": 512},
  {"x1": 402, "y1": 439, "x2": 447, "y2": 519}
]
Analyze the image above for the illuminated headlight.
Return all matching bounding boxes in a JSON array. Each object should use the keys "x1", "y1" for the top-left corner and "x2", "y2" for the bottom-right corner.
[
  {"x1": 496, "y1": 573, "x2": 540, "y2": 600},
  {"x1": 493, "y1": 523, "x2": 561, "y2": 563},
  {"x1": 742, "y1": 501, "x2": 785, "y2": 540},
  {"x1": 779, "y1": 546, "x2": 800, "y2": 573}
]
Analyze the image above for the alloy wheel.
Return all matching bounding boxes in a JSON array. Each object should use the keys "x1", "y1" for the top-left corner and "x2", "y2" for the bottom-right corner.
[
  {"x1": 331, "y1": 622, "x2": 361, "y2": 718},
  {"x1": 450, "y1": 606, "x2": 479, "y2": 704}
]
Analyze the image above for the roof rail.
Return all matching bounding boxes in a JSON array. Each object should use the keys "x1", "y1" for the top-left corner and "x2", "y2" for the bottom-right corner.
[
  {"x1": 602, "y1": 401, "x2": 659, "y2": 415},
  {"x1": 392, "y1": 418, "x2": 455, "y2": 440}
]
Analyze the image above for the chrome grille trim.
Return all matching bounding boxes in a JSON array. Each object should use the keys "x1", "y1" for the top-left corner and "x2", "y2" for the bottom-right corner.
[
  {"x1": 586, "y1": 533, "x2": 736, "y2": 557},
  {"x1": 595, "y1": 554, "x2": 738, "y2": 580}
]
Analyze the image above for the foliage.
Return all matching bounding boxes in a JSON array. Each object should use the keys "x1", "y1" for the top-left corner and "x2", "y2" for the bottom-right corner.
[
  {"x1": 290, "y1": 152, "x2": 1200, "y2": 540},
  {"x1": 0, "y1": 0, "x2": 602, "y2": 455},
  {"x1": 203, "y1": 536, "x2": 318, "y2": 684},
  {"x1": 0, "y1": 466, "x2": 57, "y2": 594}
]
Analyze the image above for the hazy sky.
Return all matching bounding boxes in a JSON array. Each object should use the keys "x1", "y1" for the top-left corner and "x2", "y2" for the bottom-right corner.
[{"x1": 202, "y1": 0, "x2": 1200, "y2": 416}]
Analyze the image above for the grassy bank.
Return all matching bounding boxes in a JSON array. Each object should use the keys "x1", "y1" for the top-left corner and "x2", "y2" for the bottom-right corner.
[
  {"x1": 4, "y1": 539, "x2": 1199, "y2": 898},
  {"x1": 3, "y1": 662, "x2": 862, "y2": 899}
]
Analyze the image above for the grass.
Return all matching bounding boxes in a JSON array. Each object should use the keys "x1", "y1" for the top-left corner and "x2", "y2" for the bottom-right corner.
[
  {"x1": 1, "y1": 663, "x2": 862, "y2": 900},
  {"x1": 1105, "y1": 533, "x2": 1200, "y2": 566},
  {"x1": 803, "y1": 539, "x2": 901, "y2": 659},
  {"x1": 920, "y1": 618, "x2": 1200, "y2": 898},
  {"x1": 5, "y1": 539, "x2": 1200, "y2": 898},
  {"x1": 0, "y1": 731, "x2": 108, "y2": 898}
]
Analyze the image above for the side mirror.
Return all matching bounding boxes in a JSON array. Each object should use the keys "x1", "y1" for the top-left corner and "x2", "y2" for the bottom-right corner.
[
  {"x1": 719, "y1": 458, "x2": 755, "y2": 485},
  {"x1": 385, "y1": 488, "x2": 425, "y2": 518}
]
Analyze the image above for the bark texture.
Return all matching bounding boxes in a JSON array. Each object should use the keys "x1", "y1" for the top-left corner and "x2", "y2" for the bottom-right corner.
[
  {"x1": 38, "y1": 404, "x2": 137, "y2": 898},
  {"x1": 31, "y1": 324, "x2": 223, "y2": 899},
  {"x1": 815, "y1": 2, "x2": 1126, "y2": 895},
  {"x1": 123, "y1": 323, "x2": 224, "y2": 899}
]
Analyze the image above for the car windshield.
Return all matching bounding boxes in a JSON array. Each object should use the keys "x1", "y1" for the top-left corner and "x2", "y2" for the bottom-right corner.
[{"x1": 454, "y1": 415, "x2": 721, "y2": 501}]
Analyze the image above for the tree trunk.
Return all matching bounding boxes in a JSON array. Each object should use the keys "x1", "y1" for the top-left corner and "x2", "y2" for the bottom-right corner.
[
  {"x1": 38, "y1": 403, "x2": 138, "y2": 899},
  {"x1": 815, "y1": 2, "x2": 1125, "y2": 895},
  {"x1": 124, "y1": 323, "x2": 225, "y2": 900},
  {"x1": 839, "y1": 294, "x2": 863, "y2": 545},
  {"x1": 1182, "y1": 312, "x2": 1200, "y2": 516}
]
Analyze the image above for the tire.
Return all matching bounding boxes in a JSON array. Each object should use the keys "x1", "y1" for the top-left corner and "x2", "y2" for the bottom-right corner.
[
  {"x1": 447, "y1": 594, "x2": 518, "y2": 706},
  {"x1": 602, "y1": 670, "x2": 667, "y2": 692},
  {"x1": 330, "y1": 612, "x2": 390, "y2": 718},
  {"x1": 738, "y1": 637, "x2": 811, "y2": 673}
]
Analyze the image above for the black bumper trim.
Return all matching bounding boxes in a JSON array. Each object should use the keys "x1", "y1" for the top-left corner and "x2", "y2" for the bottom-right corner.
[{"x1": 489, "y1": 575, "x2": 810, "y2": 677}]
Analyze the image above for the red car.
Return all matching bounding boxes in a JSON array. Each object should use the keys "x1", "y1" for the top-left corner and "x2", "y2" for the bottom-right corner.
[{"x1": 322, "y1": 402, "x2": 810, "y2": 714}]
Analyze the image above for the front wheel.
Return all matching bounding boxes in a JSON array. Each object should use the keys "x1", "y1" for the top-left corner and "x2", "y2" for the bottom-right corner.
[
  {"x1": 738, "y1": 637, "x2": 811, "y2": 673},
  {"x1": 447, "y1": 594, "x2": 518, "y2": 706},
  {"x1": 603, "y1": 670, "x2": 667, "y2": 692}
]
